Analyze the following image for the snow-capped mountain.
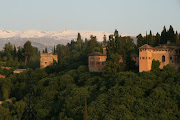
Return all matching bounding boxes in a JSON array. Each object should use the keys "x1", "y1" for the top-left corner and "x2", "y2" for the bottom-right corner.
[
  {"x1": 0, "y1": 29, "x2": 137, "y2": 51},
  {"x1": 0, "y1": 29, "x2": 110, "y2": 41}
]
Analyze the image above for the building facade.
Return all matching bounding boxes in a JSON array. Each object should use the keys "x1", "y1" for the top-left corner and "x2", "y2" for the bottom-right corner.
[
  {"x1": 139, "y1": 43, "x2": 180, "y2": 72},
  {"x1": 88, "y1": 52, "x2": 107, "y2": 72},
  {"x1": 40, "y1": 53, "x2": 58, "y2": 68}
]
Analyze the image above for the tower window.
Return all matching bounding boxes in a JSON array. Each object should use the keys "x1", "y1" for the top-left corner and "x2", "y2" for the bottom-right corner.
[{"x1": 162, "y1": 55, "x2": 165, "y2": 62}]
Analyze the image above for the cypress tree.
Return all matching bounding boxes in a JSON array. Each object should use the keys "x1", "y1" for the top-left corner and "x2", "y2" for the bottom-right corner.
[
  {"x1": 160, "y1": 26, "x2": 168, "y2": 44},
  {"x1": 148, "y1": 30, "x2": 154, "y2": 46},
  {"x1": 53, "y1": 45, "x2": 56, "y2": 54},
  {"x1": 13, "y1": 45, "x2": 16, "y2": 57},
  {"x1": 45, "y1": 47, "x2": 48, "y2": 53},
  {"x1": 114, "y1": 29, "x2": 119, "y2": 37},
  {"x1": 23, "y1": 41, "x2": 33, "y2": 65},
  {"x1": 167, "y1": 25, "x2": 176, "y2": 43},
  {"x1": 154, "y1": 32, "x2": 161, "y2": 46},
  {"x1": 84, "y1": 97, "x2": 88, "y2": 120},
  {"x1": 136, "y1": 34, "x2": 144, "y2": 48},
  {"x1": 103, "y1": 35, "x2": 107, "y2": 46},
  {"x1": 175, "y1": 31, "x2": 179, "y2": 43}
]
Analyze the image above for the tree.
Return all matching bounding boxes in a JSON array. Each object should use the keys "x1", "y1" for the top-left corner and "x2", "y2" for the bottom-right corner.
[
  {"x1": 3, "y1": 42, "x2": 13, "y2": 60},
  {"x1": 137, "y1": 34, "x2": 144, "y2": 48},
  {"x1": 148, "y1": 30, "x2": 154, "y2": 46},
  {"x1": 160, "y1": 26, "x2": 168, "y2": 44},
  {"x1": 23, "y1": 41, "x2": 34, "y2": 65},
  {"x1": 151, "y1": 59, "x2": 160, "y2": 72},
  {"x1": 13, "y1": 45, "x2": 17, "y2": 57},
  {"x1": 75, "y1": 33, "x2": 83, "y2": 52},
  {"x1": 84, "y1": 97, "x2": 88, "y2": 120},
  {"x1": 175, "y1": 31, "x2": 179, "y2": 43},
  {"x1": 167, "y1": 25, "x2": 176, "y2": 43},
  {"x1": 103, "y1": 35, "x2": 107, "y2": 46},
  {"x1": 45, "y1": 47, "x2": 48, "y2": 53},
  {"x1": 154, "y1": 32, "x2": 161, "y2": 46},
  {"x1": 114, "y1": 29, "x2": 119, "y2": 37},
  {"x1": 53, "y1": 45, "x2": 56, "y2": 54}
]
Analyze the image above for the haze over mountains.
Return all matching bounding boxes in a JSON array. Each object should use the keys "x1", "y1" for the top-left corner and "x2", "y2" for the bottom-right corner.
[{"x1": 0, "y1": 29, "x2": 137, "y2": 51}]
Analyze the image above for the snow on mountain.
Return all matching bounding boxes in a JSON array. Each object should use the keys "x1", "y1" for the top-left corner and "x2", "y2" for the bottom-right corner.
[
  {"x1": 0, "y1": 29, "x2": 111, "y2": 41},
  {"x1": 0, "y1": 29, "x2": 137, "y2": 51}
]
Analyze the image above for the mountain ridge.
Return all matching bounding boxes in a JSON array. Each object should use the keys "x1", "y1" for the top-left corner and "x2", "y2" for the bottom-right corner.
[{"x1": 0, "y1": 29, "x2": 137, "y2": 51}]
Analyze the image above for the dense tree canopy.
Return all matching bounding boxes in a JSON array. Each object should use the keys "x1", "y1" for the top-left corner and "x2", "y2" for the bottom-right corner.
[{"x1": 0, "y1": 27, "x2": 179, "y2": 119}]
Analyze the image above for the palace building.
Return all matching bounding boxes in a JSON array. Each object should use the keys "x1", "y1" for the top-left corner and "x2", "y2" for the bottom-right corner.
[
  {"x1": 138, "y1": 43, "x2": 180, "y2": 72},
  {"x1": 88, "y1": 42, "x2": 180, "y2": 72},
  {"x1": 40, "y1": 53, "x2": 58, "y2": 68}
]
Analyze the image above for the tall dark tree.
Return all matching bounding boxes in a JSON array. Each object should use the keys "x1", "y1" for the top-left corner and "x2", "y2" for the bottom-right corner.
[
  {"x1": 76, "y1": 33, "x2": 83, "y2": 52},
  {"x1": 160, "y1": 26, "x2": 168, "y2": 44},
  {"x1": 13, "y1": 45, "x2": 17, "y2": 57},
  {"x1": 167, "y1": 25, "x2": 176, "y2": 43},
  {"x1": 23, "y1": 41, "x2": 34, "y2": 65},
  {"x1": 114, "y1": 29, "x2": 119, "y2": 37},
  {"x1": 3, "y1": 42, "x2": 13, "y2": 60},
  {"x1": 154, "y1": 32, "x2": 161, "y2": 46},
  {"x1": 84, "y1": 97, "x2": 88, "y2": 120},
  {"x1": 148, "y1": 30, "x2": 154, "y2": 46},
  {"x1": 175, "y1": 31, "x2": 179, "y2": 43},
  {"x1": 103, "y1": 35, "x2": 107, "y2": 46},
  {"x1": 44, "y1": 47, "x2": 48, "y2": 53},
  {"x1": 53, "y1": 45, "x2": 56, "y2": 54},
  {"x1": 137, "y1": 34, "x2": 144, "y2": 48}
]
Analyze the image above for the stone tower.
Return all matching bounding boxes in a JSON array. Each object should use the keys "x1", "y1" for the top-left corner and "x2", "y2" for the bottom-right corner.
[
  {"x1": 139, "y1": 44, "x2": 153, "y2": 72},
  {"x1": 40, "y1": 53, "x2": 58, "y2": 68}
]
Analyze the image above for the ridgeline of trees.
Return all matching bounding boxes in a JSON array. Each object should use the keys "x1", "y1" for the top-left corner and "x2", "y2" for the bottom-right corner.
[
  {"x1": 0, "y1": 26, "x2": 179, "y2": 119},
  {"x1": 137, "y1": 25, "x2": 180, "y2": 48},
  {"x1": 0, "y1": 41, "x2": 40, "y2": 70}
]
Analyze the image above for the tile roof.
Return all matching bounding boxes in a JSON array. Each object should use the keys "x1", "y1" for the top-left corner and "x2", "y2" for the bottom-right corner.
[{"x1": 139, "y1": 44, "x2": 153, "y2": 49}]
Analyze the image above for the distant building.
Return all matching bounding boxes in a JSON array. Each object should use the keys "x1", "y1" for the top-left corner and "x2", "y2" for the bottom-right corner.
[
  {"x1": 0, "y1": 74, "x2": 5, "y2": 78},
  {"x1": 1, "y1": 67, "x2": 11, "y2": 70},
  {"x1": 14, "y1": 69, "x2": 26, "y2": 74},
  {"x1": 88, "y1": 52, "x2": 107, "y2": 72},
  {"x1": 40, "y1": 53, "x2": 58, "y2": 68},
  {"x1": 88, "y1": 47, "x2": 125, "y2": 72},
  {"x1": 139, "y1": 43, "x2": 180, "y2": 72}
]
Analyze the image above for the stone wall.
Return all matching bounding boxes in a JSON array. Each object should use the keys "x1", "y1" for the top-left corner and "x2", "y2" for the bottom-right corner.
[
  {"x1": 88, "y1": 56, "x2": 107, "y2": 72},
  {"x1": 40, "y1": 53, "x2": 58, "y2": 68}
]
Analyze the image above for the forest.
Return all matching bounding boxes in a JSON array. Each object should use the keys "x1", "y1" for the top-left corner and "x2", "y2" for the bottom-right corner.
[{"x1": 0, "y1": 25, "x2": 180, "y2": 120}]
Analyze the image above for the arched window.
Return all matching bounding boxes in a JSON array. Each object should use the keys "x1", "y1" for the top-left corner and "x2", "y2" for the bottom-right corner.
[{"x1": 162, "y1": 55, "x2": 165, "y2": 62}]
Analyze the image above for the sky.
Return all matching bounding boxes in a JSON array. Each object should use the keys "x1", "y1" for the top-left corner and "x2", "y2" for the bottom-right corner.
[{"x1": 0, "y1": 0, "x2": 180, "y2": 34}]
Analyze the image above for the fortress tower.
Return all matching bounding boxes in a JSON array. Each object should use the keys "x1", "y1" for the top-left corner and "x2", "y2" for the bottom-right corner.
[{"x1": 139, "y1": 44, "x2": 153, "y2": 72}]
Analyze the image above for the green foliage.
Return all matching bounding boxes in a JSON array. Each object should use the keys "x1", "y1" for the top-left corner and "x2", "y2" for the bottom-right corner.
[
  {"x1": 151, "y1": 59, "x2": 160, "y2": 72},
  {"x1": 0, "y1": 32, "x2": 179, "y2": 120},
  {"x1": 23, "y1": 41, "x2": 34, "y2": 64},
  {"x1": 105, "y1": 30, "x2": 136, "y2": 75}
]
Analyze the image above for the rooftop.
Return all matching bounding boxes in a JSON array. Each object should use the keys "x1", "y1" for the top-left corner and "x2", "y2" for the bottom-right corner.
[
  {"x1": 139, "y1": 44, "x2": 153, "y2": 49},
  {"x1": 89, "y1": 52, "x2": 106, "y2": 56}
]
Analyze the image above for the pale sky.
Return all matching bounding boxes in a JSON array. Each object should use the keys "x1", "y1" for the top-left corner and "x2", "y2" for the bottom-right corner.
[{"x1": 0, "y1": 0, "x2": 180, "y2": 34}]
